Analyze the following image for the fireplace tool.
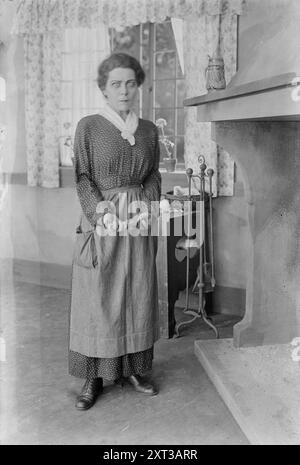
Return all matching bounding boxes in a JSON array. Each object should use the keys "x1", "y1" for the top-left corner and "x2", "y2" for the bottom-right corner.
[{"x1": 174, "y1": 156, "x2": 219, "y2": 338}]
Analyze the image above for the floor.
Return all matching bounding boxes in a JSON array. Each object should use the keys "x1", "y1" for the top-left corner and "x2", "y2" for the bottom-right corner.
[{"x1": 0, "y1": 277, "x2": 248, "y2": 445}]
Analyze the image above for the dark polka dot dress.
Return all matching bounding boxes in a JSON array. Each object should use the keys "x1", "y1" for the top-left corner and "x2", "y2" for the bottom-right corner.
[
  {"x1": 68, "y1": 114, "x2": 161, "y2": 381},
  {"x1": 69, "y1": 347, "x2": 154, "y2": 381}
]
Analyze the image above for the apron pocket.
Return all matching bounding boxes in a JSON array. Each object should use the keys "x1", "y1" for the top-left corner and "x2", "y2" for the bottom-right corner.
[{"x1": 73, "y1": 230, "x2": 98, "y2": 269}]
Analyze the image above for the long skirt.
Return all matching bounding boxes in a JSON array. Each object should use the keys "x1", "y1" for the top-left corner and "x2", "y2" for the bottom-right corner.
[
  {"x1": 68, "y1": 184, "x2": 160, "y2": 380},
  {"x1": 68, "y1": 347, "x2": 154, "y2": 380}
]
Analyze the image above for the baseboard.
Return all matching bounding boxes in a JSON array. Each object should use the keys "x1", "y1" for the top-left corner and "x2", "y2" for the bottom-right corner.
[
  {"x1": 8, "y1": 259, "x2": 246, "y2": 318},
  {"x1": 212, "y1": 285, "x2": 245, "y2": 317},
  {"x1": 11, "y1": 258, "x2": 72, "y2": 290}
]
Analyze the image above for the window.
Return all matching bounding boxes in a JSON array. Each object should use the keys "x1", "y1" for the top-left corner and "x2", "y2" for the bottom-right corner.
[
  {"x1": 59, "y1": 26, "x2": 110, "y2": 166},
  {"x1": 109, "y1": 19, "x2": 185, "y2": 165},
  {"x1": 59, "y1": 20, "x2": 185, "y2": 167}
]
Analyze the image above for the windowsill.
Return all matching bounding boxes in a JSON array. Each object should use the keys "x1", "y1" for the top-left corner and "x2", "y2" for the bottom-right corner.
[
  {"x1": 160, "y1": 170, "x2": 188, "y2": 194},
  {"x1": 159, "y1": 167, "x2": 187, "y2": 174},
  {"x1": 60, "y1": 165, "x2": 75, "y2": 187}
]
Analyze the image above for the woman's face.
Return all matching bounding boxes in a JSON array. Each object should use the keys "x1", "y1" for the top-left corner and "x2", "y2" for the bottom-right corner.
[{"x1": 104, "y1": 67, "x2": 139, "y2": 116}]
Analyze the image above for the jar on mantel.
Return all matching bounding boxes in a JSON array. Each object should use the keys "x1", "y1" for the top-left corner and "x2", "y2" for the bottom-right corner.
[{"x1": 205, "y1": 55, "x2": 226, "y2": 91}]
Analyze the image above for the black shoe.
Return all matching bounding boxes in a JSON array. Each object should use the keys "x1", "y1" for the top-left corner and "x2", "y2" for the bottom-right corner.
[
  {"x1": 127, "y1": 375, "x2": 158, "y2": 396},
  {"x1": 114, "y1": 377, "x2": 125, "y2": 389},
  {"x1": 75, "y1": 378, "x2": 103, "y2": 410}
]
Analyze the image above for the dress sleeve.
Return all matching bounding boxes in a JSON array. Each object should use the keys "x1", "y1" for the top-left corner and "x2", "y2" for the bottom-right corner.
[
  {"x1": 141, "y1": 126, "x2": 162, "y2": 212},
  {"x1": 73, "y1": 119, "x2": 104, "y2": 227}
]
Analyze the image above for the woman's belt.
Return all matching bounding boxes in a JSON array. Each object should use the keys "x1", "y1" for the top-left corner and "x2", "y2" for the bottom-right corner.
[{"x1": 101, "y1": 184, "x2": 142, "y2": 194}]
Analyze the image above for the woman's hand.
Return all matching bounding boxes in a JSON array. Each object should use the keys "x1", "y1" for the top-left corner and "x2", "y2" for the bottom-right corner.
[
  {"x1": 102, "y1": 212, "x2": 119, "y2": 233},
  {"x1": 127, "y1": 211, "x2": 149, "y2": 232},
  {"x1": 98, "y1": 212, "x2": 150, "y2": 235},
  {"x1": 101, "y1": 213, "x2": 129, "y2": 234},
  {"x1": 137, "y1": 211, "x2": 149, "y2": 231}
]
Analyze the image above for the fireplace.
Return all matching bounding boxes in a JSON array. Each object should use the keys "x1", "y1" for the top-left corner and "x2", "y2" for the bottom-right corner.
[{"x1": 184, "y1": 0, "x2": 300, "y2": 347}]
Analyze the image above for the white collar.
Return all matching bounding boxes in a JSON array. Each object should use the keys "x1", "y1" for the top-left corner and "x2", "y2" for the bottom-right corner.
[{"x1": 98, "y1": 102, "x2": 139, "y2": 146}]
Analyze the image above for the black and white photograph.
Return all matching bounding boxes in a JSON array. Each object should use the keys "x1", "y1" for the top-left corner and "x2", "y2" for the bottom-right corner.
[{"x1": 0, "y1": 0, "x2": 300, "y2": 447}]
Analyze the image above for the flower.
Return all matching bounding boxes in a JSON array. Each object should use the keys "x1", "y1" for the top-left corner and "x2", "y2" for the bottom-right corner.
[
  {"x1": 155, "y1": 118, "x2": 167, "y2": 129},
  {"x1": 64, "y1": 136, "x2": 73, "y2": 147},
  {"x1": 155, "y1": 118, "x2": 175, "y2": 158}
]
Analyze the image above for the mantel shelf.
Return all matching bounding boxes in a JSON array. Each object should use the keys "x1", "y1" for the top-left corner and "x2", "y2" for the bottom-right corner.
[
  {"x1": 183, "y1": 73, "x2": 300, "y2": 123},
  {"x1": 184, "y1": 73, "x2": 298, "y2": 107}
]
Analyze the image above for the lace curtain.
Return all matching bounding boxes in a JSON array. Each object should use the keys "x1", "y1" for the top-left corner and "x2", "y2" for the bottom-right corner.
[
  {"x1": 24, "y1": 31, "x2": 62, "y2": 187},
  {"x1": 13, "y1": 0, "x2": 246, "y2": 33},
  {"x1": 13, "y1": 0, "x2": 246, "y2": 188}
]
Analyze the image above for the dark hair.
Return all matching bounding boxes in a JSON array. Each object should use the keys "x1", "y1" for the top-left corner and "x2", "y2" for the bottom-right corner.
[{"x1": 97, "y1": 53, "x2": 145, "y2": 91}]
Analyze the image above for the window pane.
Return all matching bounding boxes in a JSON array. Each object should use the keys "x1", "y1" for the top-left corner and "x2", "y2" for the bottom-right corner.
[
  {"x1": 154, "y1": 80, "x2": 175, "y2": 108},
  {"x1": 60, "y1": 110, "x2": 73, "y2": 135},
  {"x1": 142, "y1": 23, "x2": 150, "y2": 47},
  {"x1": 176, "y1": 136, "x2": 185, "y2": 163},
  {"x1": 155, "y1": 22, "x2": 174, "y2": 51},
  {"x1": 154, "y1": 108, "x2": 175, "y2": 136},
  {"x1": 78, "y1": 60, "x2": 90, "y2": 80},
  {"x1": 155, "y1": 52, "x2": 176, "y2": 80},
  {"x1": 61, "y1": 82, "x2": 72, "y2": 108},
  {"x1": 89, "y1": 51, "x2": 104, "y2": 77},
  {"x1": 176, "y1": 79, "x2": 185, "y2": 107},
  {"x1": 88, "y1": 84, "x2": 105, "y2": 109},
  {"x1": 62, "y1": 54, "x2": 73, "y2": 80},
  {"x1": 86, "y1": 60, "x2": 97, "y2": 81},
  {"x1": 132, "y1": 96, "x2": 140, "y2": 116},
  {"x1": 111, "y1": 26, "x2": 140, "y2": 60},
  {"x1": 142, "y1": 46, "x2": 151, "y2": 75},
  {"x1": 176, "y1": 108, "x2": 185, "y2": 135},
  {"x1": 142, "y1": 83, "x2": 152, "y2": 119}
]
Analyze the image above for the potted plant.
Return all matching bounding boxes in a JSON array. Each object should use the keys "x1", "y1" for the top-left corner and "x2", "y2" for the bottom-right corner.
[{"x1": 155, "y1": 118, "x2": 177, "y2": 172}]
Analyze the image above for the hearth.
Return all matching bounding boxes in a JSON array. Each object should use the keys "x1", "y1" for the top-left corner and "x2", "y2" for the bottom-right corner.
[{"x1": 184, "y1": 1, "x2": 300, "y2": 347}]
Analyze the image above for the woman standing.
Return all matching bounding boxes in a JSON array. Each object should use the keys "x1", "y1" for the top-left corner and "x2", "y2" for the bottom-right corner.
[{"x1": 68, "y1": 53, "x2": 162, "y2": 410}]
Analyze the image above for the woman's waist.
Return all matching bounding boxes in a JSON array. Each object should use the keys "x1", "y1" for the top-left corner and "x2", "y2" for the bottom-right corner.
[{"x1": 101, "y1": 182, "x2": 143, "y2": 195}]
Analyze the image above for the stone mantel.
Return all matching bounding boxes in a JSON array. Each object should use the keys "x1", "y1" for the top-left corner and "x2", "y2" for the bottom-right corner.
[
  {"x1": 184, "y1": 78, "x2": 300, "y2": 347},
  {"x1": 182, "y1": 0, "x2": 300, "y2": 348},
  {"x1": 212, "y1": 121, "x2": 300, "y2": 347},
  {"x1": 185, "y1": 85, "x2": 300, "y2": 348},
  {"x1": 190, "y1": 2, "x2": 300, "y2": 442}
]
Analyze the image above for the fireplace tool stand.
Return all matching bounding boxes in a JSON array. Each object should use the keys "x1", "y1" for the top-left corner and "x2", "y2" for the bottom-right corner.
[{"x1": 174, "y1": 156, "x2": 219, "y2": 338}]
